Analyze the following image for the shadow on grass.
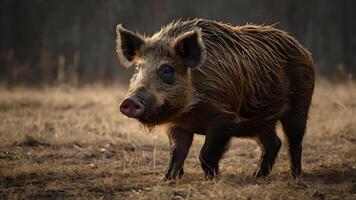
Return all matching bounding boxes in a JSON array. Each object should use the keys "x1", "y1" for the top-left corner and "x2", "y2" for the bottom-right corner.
[
  {"x1": 303, "y1": 167, "x2": 356, "y2": 184},
  {"x1": 222, "y1": 166, "x2": 356, "y2": 186}
]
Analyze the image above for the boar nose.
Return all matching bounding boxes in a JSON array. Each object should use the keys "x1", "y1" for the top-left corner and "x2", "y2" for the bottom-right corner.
[{"x1": 120, "y1": 96, "x2": 145, "y2": 118}]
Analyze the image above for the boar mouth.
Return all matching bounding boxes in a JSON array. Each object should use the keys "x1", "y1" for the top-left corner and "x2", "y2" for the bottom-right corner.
[{"x1": 138, "y1": 100, "x2": 179, "y2": 125}]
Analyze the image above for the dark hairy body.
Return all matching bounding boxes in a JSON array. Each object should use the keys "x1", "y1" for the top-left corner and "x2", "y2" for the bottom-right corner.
[{"x1": 116, "y1": 19, "x2": 315, "y2": 179}]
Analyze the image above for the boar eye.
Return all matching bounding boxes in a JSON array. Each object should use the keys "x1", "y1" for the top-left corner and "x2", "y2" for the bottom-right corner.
[{"x1": 157, "y1": 64, "x2": 175, "y2": 85}]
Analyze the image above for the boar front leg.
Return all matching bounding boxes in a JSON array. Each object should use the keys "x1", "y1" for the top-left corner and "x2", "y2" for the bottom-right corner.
[
  {"x1": 163, "y1": 127, "x2": 193, "y2": 180},
  {"x1": 199, "y1": 119, "x2": 233, "y2": 179}
]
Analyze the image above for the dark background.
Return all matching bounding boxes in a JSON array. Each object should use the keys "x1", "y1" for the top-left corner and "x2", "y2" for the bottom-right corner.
[{"x1": 0, "y1": 0, "x2": 355, "y2": 86}]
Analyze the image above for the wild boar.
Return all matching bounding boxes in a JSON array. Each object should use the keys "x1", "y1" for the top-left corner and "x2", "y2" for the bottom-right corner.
[{"x1": 116, "y1": 19, "x2": 314, "y2": 179}]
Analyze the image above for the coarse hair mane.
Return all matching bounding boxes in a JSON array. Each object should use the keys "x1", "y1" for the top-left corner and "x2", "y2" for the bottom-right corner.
[{"x1": 155, "y1": 19, "x2": 314, "y2": 122}]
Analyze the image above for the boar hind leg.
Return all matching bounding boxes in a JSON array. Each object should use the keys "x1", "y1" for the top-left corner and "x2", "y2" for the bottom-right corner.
[
  {"x1": 281, "y1": 60, "x2": 313, "y2": 177},
  {"x1": 164, "y1": 127, "x2": 193, "y2": 180},
  {"x1": 199, "y1": 121, "x2": 233, "y2": 179},
  {"x1": 281, "y1": 111, "x2": 308, "y2": 177},
  {"x1": 254, "y1": 124, "x2": 281, "y2": 177}
]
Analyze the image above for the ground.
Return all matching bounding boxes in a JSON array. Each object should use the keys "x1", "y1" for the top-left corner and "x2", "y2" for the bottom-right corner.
[{"x1": 0, "y1": 80, "x2": 355, "y2": 199}]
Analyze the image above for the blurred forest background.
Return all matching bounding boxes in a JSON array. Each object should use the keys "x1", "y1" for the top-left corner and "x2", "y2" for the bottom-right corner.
[{"x1": 0, "y1": 0, "x2": 355, "y2": 86}]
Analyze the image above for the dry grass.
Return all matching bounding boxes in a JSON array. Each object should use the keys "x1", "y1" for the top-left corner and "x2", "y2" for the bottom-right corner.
[{"x1": 0, "y1": 81, "x2": 355, "y2": 199}]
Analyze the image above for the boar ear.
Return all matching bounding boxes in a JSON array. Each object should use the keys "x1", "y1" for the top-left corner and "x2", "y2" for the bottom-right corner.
[
  {"x1": 173, "y1": 28, "x2": 206, "y2": 69},
  {"x1": 116, "y1": 24, "x2": 145, "y2": 68}
]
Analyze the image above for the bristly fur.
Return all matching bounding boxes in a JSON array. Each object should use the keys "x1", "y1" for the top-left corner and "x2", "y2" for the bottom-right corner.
[
  {"x1": 152, "y1": 19, "x2": 315, "y2": 122},
  {"x1": 117, "y1": 18, "x2": 315, "y2": 178}
]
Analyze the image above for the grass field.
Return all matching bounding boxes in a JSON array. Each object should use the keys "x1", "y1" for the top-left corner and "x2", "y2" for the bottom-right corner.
[{"x1": 0, "y1": 80, "x2": 355, "y2": 199}]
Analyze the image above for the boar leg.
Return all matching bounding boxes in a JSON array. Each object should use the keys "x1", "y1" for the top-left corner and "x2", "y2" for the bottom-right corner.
[
  {"x1": 164, "y1": 127, "x2": 193, "y2": 180},
  {"x1": 199, "y1": 122, "x2": 233, "y2": 179},
  {"x1": 254, "y1": 127, "x2": 281, "y2": 177},
  {"x1": 281, "y1": 112, "x2": 308, "y2": 177}
]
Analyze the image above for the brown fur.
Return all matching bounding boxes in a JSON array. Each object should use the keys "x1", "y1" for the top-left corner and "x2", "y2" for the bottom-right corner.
[
  {"x1": 116, "y1": 19, "x2": 315, "y2": 179},
  {"x1": 154, "y1": 19, "x2": 314, "y2": 123}
]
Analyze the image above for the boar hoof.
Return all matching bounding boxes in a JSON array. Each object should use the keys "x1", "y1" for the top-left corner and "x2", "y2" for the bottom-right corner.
[
  {"x1": 163, "y1": 168, "x2": 184, "y2": 180},
  {"x1": 201, "y1": 163, "x2": 219, "y2": 180}
]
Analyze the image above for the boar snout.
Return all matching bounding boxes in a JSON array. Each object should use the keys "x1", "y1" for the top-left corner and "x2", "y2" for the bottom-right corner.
[{"x1": 120, "y1": 96, "x2": 145, "y2": 118}]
